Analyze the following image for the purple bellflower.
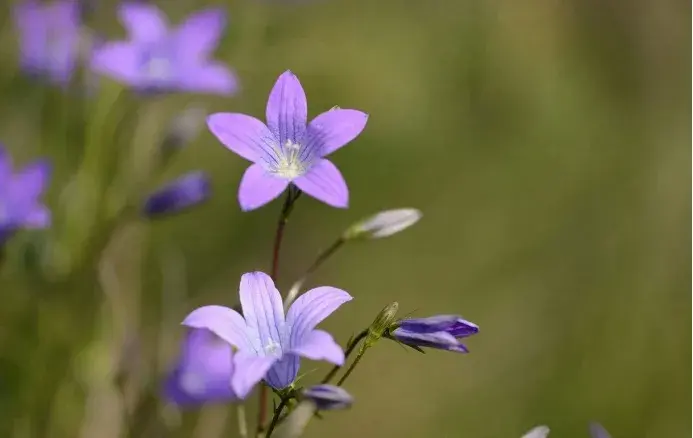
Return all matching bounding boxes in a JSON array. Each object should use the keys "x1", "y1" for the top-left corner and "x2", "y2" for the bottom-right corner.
[
  {"x1": 0, "y1": 145, "x2": 51, "y2": 245},
  {"x1": 182, "y1": 271, "x2": 351, "y2": 397},
  {"x1": 163, "y1": 328, "x2": 238, "y2": 406},
  {"x1": 90, "y1": 4, "x2": 237, "y2": 95},
  {"x1": 143, "y1": 171, "x2": 210, "y2": 218},
  {"x1": 207, "y1": 70, "x2": 369, "y2": 211},
  {"x1": 391, "y1": 315, "x2": 479, "y2": 353},
  {"x1": 13, "y1": 0, "x2": 80, "y2": 85}
]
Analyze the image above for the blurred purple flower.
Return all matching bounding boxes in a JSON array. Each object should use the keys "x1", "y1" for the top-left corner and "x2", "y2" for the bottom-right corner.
[
  {"x1": 207, "y1": 70, "x2": 368, "y2": 211},
  {"x1": 589, "y1": 422, "x2": 611, "y2": 438},
  {"x1": 13, "y1": 0, "x2": 80, "y2": 85},
  {"x1": 182, "y1": 271, "x2": 351, "y2": 397},
  {"x1": 302, "y1": 384, "x2": 353, "y2": 410},
  {"x1": 391, "y1": 315, "x2": 479, "y2": 353},
  {"x1": 0, "y1": 145, "x2": 51, "y2": 245},
  {"x1": 164, "y1": 328, "x2": 238, "y2": 406},
  {"x1": 143, "y1": 171, "x2": 210, "y2": 218},
  {"x1": 90, "y1": 4, "x2": 237, "y2": 95}
]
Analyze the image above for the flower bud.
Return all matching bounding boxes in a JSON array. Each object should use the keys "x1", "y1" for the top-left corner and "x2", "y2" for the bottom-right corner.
[
  {"x1": 366, "y1": 302, "x2": 399, "y2": 346},
  {"x1": 302, "y1": 384, "x2": 353, "y2": 411},
  {"x1": 343, "y1": 208, "x2": 422, "y2": 240},
  {"x1": 143, "y1": 171, "x2": 210, "y2": 219},
  {"x1": 589, "y1": 423, "x2": 611, "y2": 438},
  {"x1": 160, "y1": 106, "x2": 206, "y2": 161},
  {"x1": 522, "y1": 426, "x2": 550, "y2": 438}
]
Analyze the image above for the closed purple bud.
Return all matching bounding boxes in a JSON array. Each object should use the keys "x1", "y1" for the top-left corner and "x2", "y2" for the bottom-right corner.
[
  {"x1": 397, "y1": 315, "x2": 478, "y2": 338},
  {"x1": 389, "y1": 314, "x2": 478, "y2": 354},
  {"x1": 589, "y1": 423, "x2": 611, "y2": 438},
  {"x1": 143, "y1": 171, "x2": 210, "y2": 218},
  {"x1": 302, "y1": 384, "x2": 353, "y2": 411}
]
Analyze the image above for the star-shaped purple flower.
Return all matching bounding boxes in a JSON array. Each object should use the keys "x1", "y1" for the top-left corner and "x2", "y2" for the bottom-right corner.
[
  {"x1": 164, "y1": 328, "x2": 239, "y2": 406},
  {"x1": 0, "y1": 145, "x2": 51, "y2": 245},
  {"x1": 207, "y1": 70, "x2": 369, "y2": 211},
  {"x1": 13, "y1": 0, "x2": 80, "y2": 85},
  {"x1": 90, "y1": 4, "x2": 237, "y2": 95},
  {"x1": 391, "y1": 315, "x2": 479, "y2": 353},
  {"x1": 182, "y1": 271, "x2": 351, "y2": 397}
]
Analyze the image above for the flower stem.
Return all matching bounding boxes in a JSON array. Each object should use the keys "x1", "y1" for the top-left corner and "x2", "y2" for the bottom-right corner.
[
  {"x1": 237, "y1": 405, "x2": 248, "y2": 438},
  {"x1": 321, "y1": 329, "x2": 368, "y2": 384},
  {"x1": 265, "y1": 397, "x2": 290, "y2": 438},
  {"x1": 257, "y1": 187, "x2": 301, "y2": 436},
  {"x1": 336, "y1": 350, "x2": 366, "y2": 387}
]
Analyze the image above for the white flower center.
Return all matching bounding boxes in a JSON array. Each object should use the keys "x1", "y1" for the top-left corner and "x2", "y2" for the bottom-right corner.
[
  {"x1": 263, "y1": 339, "x2": 282, "y2": 357},
  {"x1": 146, "y1": 57, "x2": 172, "y2": 80},
  {"x1": 180, "y1": 371, "x2": 206, "y2": 395},
  {"x1": 272, "y1": 140, "x2": 309, "y2": 179}
]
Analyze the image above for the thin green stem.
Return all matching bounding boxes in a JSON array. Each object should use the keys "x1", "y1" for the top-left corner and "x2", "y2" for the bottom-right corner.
[
  {"x1": 237, "y1": 405, "x2": 248, "y2": 438},
  {"x1": 321, "y1": 329, "x2": 368, "y2": 384},
  {"x1": 265, "y1": 397, "x2": 290, "y2": 438},
  {"x1": 337, "y1": 352, "x2": 366, "y2": 387}
]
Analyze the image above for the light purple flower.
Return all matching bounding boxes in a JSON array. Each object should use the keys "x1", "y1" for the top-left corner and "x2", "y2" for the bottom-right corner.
[
  {"x1": 0, "y1": 145, "x2": 51, "y2": 245},
  {"x1": 207, "y1": 70, "x2": 368, "y2": 211},
  {"x1": 90, "y1": 4, "x2": 237, "y2": 95},
  {"x1": 182, "y1": 271, "x2": 351, "y2": 397},
  {"x1": 13, "y1": 0, "x2": 80, "y2": 84},
  {"x1": 143, "y1": 171, "x2": 210, "y2": 218},
  {"x1": 163, "y1": 328, "x2": 238, "y2": 406},
  {"x1": 391, "y1": 315, "x2": 478, "y2": 353}
]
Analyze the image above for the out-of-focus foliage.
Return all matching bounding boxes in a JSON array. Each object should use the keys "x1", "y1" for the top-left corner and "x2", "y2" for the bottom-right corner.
[{"x1": 0, "y1": 0, "x2": 689, "y2": 437}]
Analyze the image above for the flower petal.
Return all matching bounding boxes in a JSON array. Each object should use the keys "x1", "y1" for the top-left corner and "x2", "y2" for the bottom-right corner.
[
  {"x1": 177, "y1": 63, "x2": 238, "y2": 96},
  {"x1": 398, "y1": 315, "x2": 479, "y2": 337},
  {"x1": 293, "y1": 159, "x2": 348, "y2": 208},
  {"x1": 286, "y1": 286, "x2": 352, "y2": 349},
  {"x1": 182, "y1": 305, "x2": 254, "y2": 350},
  {"x1": 90, "y1": 42, "x2": 142, "y2": 85},
  {"x1": 175, "y1": 8, "x2": 226, "y2": 62},
  {"x1": 231, "y1": 351, "x2": 276, "y2": 398},
  {"x1": 265, "y1": 354, "x2": 300, "y2": 390},
  {"x1": 265, "y1": 70, "x2": 307, "y2": 146},
  {"x1": 303, "y1": 384, "x2": 354, "y2": 411},
  {"x1": 23, "y1": 205, "x2": 51, "y2": 228},
  {"x1": 291, "y1": 329, "x2": 344, "y2": 366},
  {"x1": 163, "y1": 328, "x2": 237, "y2": 406},
  {"x1": 306, "y1": 109, "x2": 368, "y2": 157},
  {"x1": 118, "y1": 3, "x2": 168, "y2": 42},
  {"x1": 392, "y1": 328, "x2": 469, "y2": 353},
  {"x1": 238, "y1": 164, "x2": 289, "y2": 212},
  {"x1": 238, "y1": 272, "x2": 286, "y2": 354},
  {"x1": 13, "y1": 160, "x2": 51, "y2": 201},
  {"x1": 206, "y1": 113, "x2": 277, "y2": 162}
]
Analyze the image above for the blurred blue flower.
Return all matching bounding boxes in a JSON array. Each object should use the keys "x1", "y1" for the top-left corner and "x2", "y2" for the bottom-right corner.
[
  {"x1": 391, "y1": 315, "x2": 479, "y2": 353},
  {"x1": 207, "y1": 70, "x2": 368, "y2": 211},
  {"x1": 143, "y1": 171, "x2": 210, "y2": 218},
  {"x1": 302, "y1": 384, "x2": 353, "y2": 410},
  {"x1": 182, "y1": 271, "x2": 351, "y2": 397},
  {"x1": 13, "y1": 0, "x2": 80, "y2": 85},
  {"x1": 163, "y1": 328, "x2": 239, "y2": 406},
  {"x1": 589, "y1": 422, "x2": 611, "y2": 438},
  {"x1": 0, "y1": 145, "x2": 51, "y2": 245},
  {"x1": 90, "y1": 4, "x2": 237, "y2": 95}
]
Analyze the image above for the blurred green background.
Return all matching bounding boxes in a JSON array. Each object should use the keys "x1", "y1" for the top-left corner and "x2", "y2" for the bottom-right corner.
[{"x1": 0, "y1": 0, "x2": 690, "y2": 437}]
